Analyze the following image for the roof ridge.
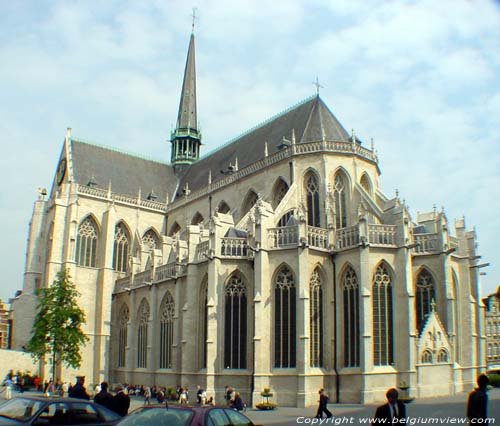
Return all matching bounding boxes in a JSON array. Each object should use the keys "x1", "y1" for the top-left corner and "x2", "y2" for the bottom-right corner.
[
  {"x1": 70, "y1": 136, "x2": 170, "y2": 166},
  {"x1": 198, "y1": 94, "x2": 317, "y2": 160}
]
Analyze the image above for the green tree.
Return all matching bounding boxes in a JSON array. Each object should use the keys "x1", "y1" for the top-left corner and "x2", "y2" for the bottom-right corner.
[{"x1": 26, "y1": 269, "x2": 89, "y2": 380}]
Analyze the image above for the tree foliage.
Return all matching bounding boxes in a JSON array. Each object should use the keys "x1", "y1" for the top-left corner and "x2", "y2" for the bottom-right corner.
[{"x1": 26, "y1": 269, "x2": 89, "y2": 374}]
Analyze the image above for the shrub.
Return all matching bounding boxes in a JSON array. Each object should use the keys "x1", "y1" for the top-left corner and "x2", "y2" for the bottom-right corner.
[
  {"x1": 256, "y1": 402, "x2": 277, "y2": 410},
  {"x1": 488, "y1": 374, "x2": 500, "y2": 388}
]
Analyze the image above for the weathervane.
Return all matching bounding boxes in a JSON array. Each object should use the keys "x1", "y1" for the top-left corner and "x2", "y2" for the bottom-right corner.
[
  {"x1": 312, "y1": 76, "x2": 323, "y2": 95},
  {"x1": 191, "y1": 7, "x2": 198, "y2": 32}
]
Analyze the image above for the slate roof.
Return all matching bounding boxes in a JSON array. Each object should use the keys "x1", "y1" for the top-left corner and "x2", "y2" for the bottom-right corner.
[
  {"x1": 69, "y1": 139, "x2": 177, "y2": 202},
  {"x1": 176, "y1": 95, "x2": 351, "y2": 197}
]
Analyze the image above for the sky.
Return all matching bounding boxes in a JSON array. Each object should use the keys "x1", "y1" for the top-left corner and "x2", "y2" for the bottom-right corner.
[{"x1": 0, "y1": 0, "x2": 499, "y2": 301}]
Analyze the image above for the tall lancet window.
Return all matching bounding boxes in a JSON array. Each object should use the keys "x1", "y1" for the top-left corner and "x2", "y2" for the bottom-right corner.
[
  {"x1": 343, "y1": 266, "x2": 360, "y2": 367},
  {"x1": 142, "y1": 229, "x2": 159, "y2": 251},
  {"x1": 137, "y1": 299, "x2": 150, "y2": 368},
  {"x1": 118, "y1": 304, "x2": 129, "y2": 368},
  {"x1": 416, "y1": 269, "x2": 436, "y2": 333},
  {"x1": 274, "y1": 265, "x2": 296, "y2": 368},
  {"x1": 305, "y1": 173, "x2": 320, "y2": 227},
  {"x1": 113, "y1": 222, "x2": 129, "y2": 273},
  {"x1": 159, "y1": 292, "x2": 175, "y2": 369},
  {"x1": 309, "y1": 268, "x2": 323, "y2": 367},
  {"x1": 224, "y1": 274, "x2": 247, "y2": 369},
  {"x1": 334, "y1": 173, "x2": 348, "y2": 229},
  {"x1": 76, "y1": 217, "x2": 98, "y2": 267},
  {"x1": 201, "y1": 279, "x2": 208, "y2": 368},
  {"x1": 372, "y1": 263, "x2": 393, "y2": 366},
  {"x1": 272, "y1": 178, "x2": 289, "y2": 210}
]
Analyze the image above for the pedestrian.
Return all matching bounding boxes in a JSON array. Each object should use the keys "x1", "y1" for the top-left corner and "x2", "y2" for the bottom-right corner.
[
  {"x1": 315, "y1": 388, "x2": 333, "y2": 419},
  {"x1": 467, "y1": 374, "x2": 489, "y2": 421},
  {"x1": 61, "y1": 382, "x2": 69, "y2": 398},
  {"x1": 94, "y1": 382, "x2": 114, "y2": 410},
  {"x1": 68, "y1": 376, "x2": 90, "y2": 400},
  {"x1": 179, "y1": 386, "x2": 188, "y2": 404},
  {"x1": 3, "y1": 378, "x2": 13, "y2": 400},
  {"x1": 112, "y1": 384, "x2": 131, "y2": 417},
  {"x1": 144, "y1": 386, "x2": 151, "y2": 405},
  {"x1": 196, "y1": 385, "x2": 204, "y2": 404},
  {"x1": 34, "y1": 376, "x2": 41, "y2": 392},
  {"x1": 230, "y1": 391, "x2": 245, "y2": 412},
  {"x1": 374, "y1": 388, "x2": 406, "y2": 421}
]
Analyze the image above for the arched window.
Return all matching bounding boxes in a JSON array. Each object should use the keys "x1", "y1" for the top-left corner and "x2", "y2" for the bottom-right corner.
[
  {"x1": 416, "y1": 269, "x2": 436, "y2": 333},
  {"x1": 309, "y1": 268, "x2": 323, "y2": 367},
  {"x1": 75, "y1": 216, "x2": 98, "y2": 267},
  {"x1": 118, "y1": 304, "x2": 129, "y2": 368},
  {"x1": 334, "y1": 172, "x2": 348, "y2": 229},
  {"x1": 274, "y1": 265, "x2": 296, "y2": 368},
  {"x1": 200, "y1": 278, "x2": 208, "y2": 369},
  {"x1": 142, "y1": 229, "x2": 160, "y2": 251},
  {"x1": 278, "y1": 210, "x2": 296, "y2": 227},
  {"x1": 305, "y1": 172, "x2": 320, "y2": 227},
  {"x1": 372, "y1": 263, "x2": 393, "y2": 366},
  {"x1": 241, "y1": 190, "x2": 258, "y2": 217},
  {"x1": 192, "y1": 212, "x2": 204, "y2": 226},
  {"x1": 437, "y1": 348, "x2": 449, "y2": 363},
  {"x1": 168, "y1": 222, "x2": 181, "y2": 237},
  {"x1": 224, "y1": 274, "x2": 247, "y2": 369},
  {"x1": 451, "y1": 270, "x2": 460, "y2": 363},
  {"x1": 421, "y1": 349, "x2": 433, "y2": 364},
  {"x1": 272, "y1": 178, "x2": 289, "y2": 210},
  {"x1": 217, "y1": 201, "x2": 231, "y2": 214},
  {"x1": 360, "y1": 173, "x2": 372, "y2": 195},
  {"x1": 137, "y1": 299, "x2": 150, "y2": 368},
  {"x1": 46, "y1": 222, "x2": 54, "y2": 263},
  {"x1": 159, "y1": 292, "x2": 175, "y2": 369},
  {"x1": 343, "y1": 266, "x2": 360, "y2": 367},
  {"x1": 113, "y1": 222, "x2": 130, "y2": 273}
]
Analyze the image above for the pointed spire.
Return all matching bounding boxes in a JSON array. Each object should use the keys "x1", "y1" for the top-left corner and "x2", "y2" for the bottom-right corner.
[
  {"x1": 208, "y1": 169, "x2": 212, "y2": 185},
  {"x1": 264, "y1": 141, "x2": 269, "y2": 157},
  {"x1": 176, "y1": 33, "x2": 197, "y2": 132}
]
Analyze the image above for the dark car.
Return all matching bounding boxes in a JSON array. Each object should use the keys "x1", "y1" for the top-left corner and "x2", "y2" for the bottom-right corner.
[
  {"x1": 0, "y1": 396, "x2": 121, "y2": 426},
  {"x1": 116, "y1": 405, "x2": 260, "y2": 426}
]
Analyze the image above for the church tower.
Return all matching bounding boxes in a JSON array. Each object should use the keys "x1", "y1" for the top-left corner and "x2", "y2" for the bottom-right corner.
[{"x1": 170, "y1": 30, "x2": 201, "y2": 176}]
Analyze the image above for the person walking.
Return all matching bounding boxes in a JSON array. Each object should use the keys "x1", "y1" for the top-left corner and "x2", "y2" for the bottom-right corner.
[
  {"x1": 467, "y1": 374, "x2": 489, "y2": 421},
  {"x1": 374, "y1": 388, "x2": 406, "y2": 421},
  {"x1": 69, "y1": 376, "x2": 90, "y2": 400},
  {"x1": 315, "y1": 388, "x2": 333, "y2": 419},
  {"x1": 94, "y1": 382, "x2": 114, "y2": 410},
  {"x1": 144, "y1": 386, "x2": 151, "y2": 405},
  {"x1": 112, "y1": 384, "x2": 131, "y2": 417}
]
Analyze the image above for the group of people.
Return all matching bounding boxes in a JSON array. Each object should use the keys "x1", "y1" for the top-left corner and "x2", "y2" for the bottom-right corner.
[
  {"x1": 224, "y1": 386, "x2": 245, "y2": 411},
  {"x1": 315, "y1": 374, "x2": 491, "y2": 422}
]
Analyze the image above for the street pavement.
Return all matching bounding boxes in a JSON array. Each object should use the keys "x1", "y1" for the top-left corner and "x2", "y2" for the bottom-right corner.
[{"x1": 1, "y1": 388, "x2": 498, "y2": 425}]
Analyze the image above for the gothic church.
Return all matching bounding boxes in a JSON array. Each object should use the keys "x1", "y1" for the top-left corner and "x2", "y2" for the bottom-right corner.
[{"x1": 11, "y1": 30, "x2": 486, "y2": 407}]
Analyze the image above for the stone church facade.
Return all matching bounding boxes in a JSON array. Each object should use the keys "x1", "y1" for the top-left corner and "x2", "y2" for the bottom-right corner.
[{"x1": 11, "y1": 31, "x2": 486, "y2": 406}]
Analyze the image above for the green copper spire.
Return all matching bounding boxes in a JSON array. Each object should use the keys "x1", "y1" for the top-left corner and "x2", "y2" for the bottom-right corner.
[{"x1": 171, "y1": 29, "x2": 201, "y2": 174}]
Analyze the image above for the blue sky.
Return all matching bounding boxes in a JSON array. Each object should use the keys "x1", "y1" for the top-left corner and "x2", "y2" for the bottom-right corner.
[{"x1": 1, "y1": 0, "x2": 499, "y2": 301}]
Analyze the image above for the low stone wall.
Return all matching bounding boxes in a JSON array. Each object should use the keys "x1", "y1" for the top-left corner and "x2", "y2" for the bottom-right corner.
[{"x1": 0, "y1": 349, "x2": 39, "y2": 378}]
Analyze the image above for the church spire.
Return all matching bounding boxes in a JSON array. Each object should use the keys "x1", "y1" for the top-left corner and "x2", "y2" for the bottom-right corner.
[{"x1": 171, "y1": 26, "x2": 202, "y2": 175}]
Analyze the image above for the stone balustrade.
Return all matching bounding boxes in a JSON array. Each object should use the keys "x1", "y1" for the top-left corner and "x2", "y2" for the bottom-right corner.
[
  {"x1": 368, "y1": 224, "x2": 397, "y2": 246},
  {"x1": 155, "y1": 262, "x2": 187, "y2": 281},
  {"x1": 414, "y1": 233, "x2": 441, "y2": 253},
  {"x1": 307, "y1": 226, "x2": 329, "y2": 249},
  {"x1": 336, "y1": 225, "x2": 360, "y2": 250},
  {"x1": 195, "y1": 240, "x2": 210, "y2": 263},
  {"x1": 221, "y1": 237, "x2": 249, "y2": 257},
  {"x1": 268, "y1": 226, "x2": 299, "y2": 248}
]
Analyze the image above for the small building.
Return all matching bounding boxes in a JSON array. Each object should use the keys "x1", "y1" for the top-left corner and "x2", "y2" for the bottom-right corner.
[{"x1": 484, "y1": 286, "x2": 500, "y2": 368}]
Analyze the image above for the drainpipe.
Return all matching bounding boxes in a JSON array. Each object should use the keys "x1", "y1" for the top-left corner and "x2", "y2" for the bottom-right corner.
[{"x1": 331, "y1": 252, "x2": 340, "y2": 403}]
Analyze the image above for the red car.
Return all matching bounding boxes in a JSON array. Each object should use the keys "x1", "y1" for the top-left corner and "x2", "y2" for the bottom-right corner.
[{"x1": 116, "y1": 405, "x2": 261, "y2": 426}]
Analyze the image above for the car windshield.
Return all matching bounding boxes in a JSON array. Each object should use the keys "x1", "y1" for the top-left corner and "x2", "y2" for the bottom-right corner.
[
  {"x1": 0, "y1": 398, "x2": 44, "y2": 421},
  {"x1": 117, "y1": 407, "x2": 193, "y2": 426}
]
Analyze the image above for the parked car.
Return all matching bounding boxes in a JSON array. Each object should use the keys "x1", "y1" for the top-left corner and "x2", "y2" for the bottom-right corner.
[
  {"x1": 116, "y1": 405, "x2": 261, "y2": 426},
  {"x1": 0, "y1": 396, "x2": 121, "y2": 426}
]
